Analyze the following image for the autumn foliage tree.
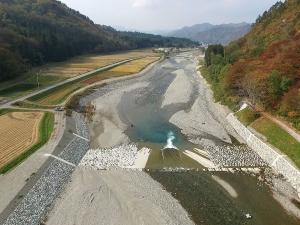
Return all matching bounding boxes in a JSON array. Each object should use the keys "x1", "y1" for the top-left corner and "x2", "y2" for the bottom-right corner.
[{"x1": 203, "y1": 0, "x2": 300, "y2": 126}]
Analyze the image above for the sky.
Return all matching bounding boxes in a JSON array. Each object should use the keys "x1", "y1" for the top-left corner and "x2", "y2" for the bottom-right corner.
[{"x1": 59, "y1": 0, "x2": 281, "y2": 32}]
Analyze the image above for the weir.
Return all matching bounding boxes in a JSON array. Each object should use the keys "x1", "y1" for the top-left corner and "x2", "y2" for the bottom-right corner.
[{"x1": 163, "y1": 131, "x2": 178, "y2": 150}]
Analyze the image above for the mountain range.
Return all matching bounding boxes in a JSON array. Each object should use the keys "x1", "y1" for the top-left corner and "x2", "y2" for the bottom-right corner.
[{"x1": 168, "y1": 23, "x2": 251, "y2": 45}]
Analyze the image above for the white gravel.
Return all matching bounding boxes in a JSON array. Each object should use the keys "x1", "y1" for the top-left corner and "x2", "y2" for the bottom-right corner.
[
  {"x1": 162, "y1": 69, "x2": 192, "y2": 107},
  {"x1": 46, "y1": 169, "x2": 195, "y2": 225},
  {"x1": 80, "y1": 144, "x2": 151, "y2": 170},
  {"x1": 193, "y1": 138, "x2": 266, "y2": 168},
  {"x1": 89, "y1": 82, "x2": 148, "y2": 149},
  {"x1": 170, "y1": 97, "x2": 231, "y2": 143},
  {"x1": 81, "y1": 144, "x2": 134, "y2": 169}
]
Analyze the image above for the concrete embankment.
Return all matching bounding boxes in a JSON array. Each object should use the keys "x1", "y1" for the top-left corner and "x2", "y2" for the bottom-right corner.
[{"x1": 227, "y1": 113, "x2": 300, "y2": 194}]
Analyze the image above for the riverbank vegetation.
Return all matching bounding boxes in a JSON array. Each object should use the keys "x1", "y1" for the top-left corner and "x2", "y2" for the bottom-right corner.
[
  {"x1": 201, "y1": 0, "x2": 300, "y2": 167},
  {"x1": 235, "y1": 108, "x2": 260, "y2": 126},
  {"x1": 201, "y1": 0, "x2": 300, "y2": 130}
]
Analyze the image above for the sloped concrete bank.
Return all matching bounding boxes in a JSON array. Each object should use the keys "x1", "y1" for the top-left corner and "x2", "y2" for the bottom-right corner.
[{"x1": 227, "y1": 113, "x2": 300, "y2": 194}]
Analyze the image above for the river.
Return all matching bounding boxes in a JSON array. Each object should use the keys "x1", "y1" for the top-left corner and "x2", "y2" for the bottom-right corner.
[{"x1": 79, "y1": 51, "x2": 300, "y2": 225}]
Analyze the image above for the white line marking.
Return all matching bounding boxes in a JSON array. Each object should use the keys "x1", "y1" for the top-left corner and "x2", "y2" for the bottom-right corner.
[
  {"x1": 44, "y1": 154, "x2": 76, "y2": 167},
  {"x1": 247, "y1": 133, "x2": 254, "y2": 142},
  {"x1": 73, "y1": 133, "x2": 89, "y2": 142},
  {"x1": 271, "y1": 154, "x2": 285, "y2": 167}
]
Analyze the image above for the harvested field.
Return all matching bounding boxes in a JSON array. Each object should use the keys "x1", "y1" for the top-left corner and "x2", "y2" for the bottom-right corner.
[
  {"x1": 0, "y1": 112, "x2": 44, "y2": 170},
  {"x1": 33, "y1": 84, "x2": 82, "y2": 105},
  {"x1": 82, "y1": 57, "x2": 160, "y2": 85},
  {"x1": 110, "y1": 56, "x2": 160, "y2": 74},
  {"x1": 38, "y1": 50, "x2": 158, "y2": 78},
  {"x1": 30, "y1": 56, "x2": 160, "y2": 106},
  {"x1": 82, "y1": 71, "x2": 126, "y2": 85}
]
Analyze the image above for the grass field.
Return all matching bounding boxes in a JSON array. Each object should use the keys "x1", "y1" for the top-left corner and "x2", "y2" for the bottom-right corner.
[
  {"x1": 235, "y1": 107, "x2": 260, "y2": 126},
  {"x1": 0, "y1": 76, "x2": 63, "y2": 100},
  {"x1": 251, "y1": 117, "x2": 300, "y2": 168},
  {"x1": 13, "y1": 101, "x2": 56, "y2": 109},
  {"x1": 0, "y1": 111, "x2": 54, "y2": 174}
]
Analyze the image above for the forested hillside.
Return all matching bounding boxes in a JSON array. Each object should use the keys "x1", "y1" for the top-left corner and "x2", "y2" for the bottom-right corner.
[
  {"x1": 0, "y1": 0, "x2": 195, "y2": 81},
  {"x1": 203, "y1": 0, "x2": 300, "y2": 128}
]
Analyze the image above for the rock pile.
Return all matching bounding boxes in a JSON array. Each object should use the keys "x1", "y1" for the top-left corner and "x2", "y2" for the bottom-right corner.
[
  {"x1": 80, "y1": 144, "x2": 139, "y2": 169},
  {"x1": 205, "y1": 144, "x2": 267, "y2": 168}
]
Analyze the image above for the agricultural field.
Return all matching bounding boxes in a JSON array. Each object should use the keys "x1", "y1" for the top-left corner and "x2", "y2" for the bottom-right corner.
[
  {"x1": 29, "y1": 84, "x2": 82, "y2": 106},
  {"x1": 83, "y1": 56, "x2": 160, "y2": 85},
  {"x1": 0, "y1": 111, "x2": 54, "y2": 173},
  {"x1": 0, "y1": 111, "x2": 45, "y2": 172},
  {"x1": 82, "y1": 71, "x2": 127, "y2": 85},
  {"x1": 27, "y1": 55, "x2": 161, "y2": 106},
  {"x1": 0, "y1": 49, "x2": 159, "y2": 102},
  {"x1": 110, "y1": 56, "x2": 160, "y2": 74},
  {"x1": 36, "y1": 49, "x2": 158, "y2": 78}
]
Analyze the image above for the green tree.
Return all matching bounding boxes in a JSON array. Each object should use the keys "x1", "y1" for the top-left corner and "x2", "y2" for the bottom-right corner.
[
  {"x1": 269, "y1": 70, "x2": 292, "y2": 96},
  {"x1": 204, "y1": 44, "x2": 224, "y2": 66}
]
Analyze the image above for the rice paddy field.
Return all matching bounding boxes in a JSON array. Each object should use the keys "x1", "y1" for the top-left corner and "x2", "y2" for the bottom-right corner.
[
  {"x1": 37, "y1": 49, "x2": 158, "y2": 78},
  {"x1": 31, "y1": 84, "x2": 82, "y2": 106},
  {"x1": 0, "y1": 112, "x2": 44, "y2": 170},
  {"x1": 110, "y1": 56, "x2": 160, "y2": 74},
  {"x1": 0, "y1": 49, "x2": 159, "y2": 101},
  {"x1": 27, "y1": 55, "x2": 161, "y2": 106}
]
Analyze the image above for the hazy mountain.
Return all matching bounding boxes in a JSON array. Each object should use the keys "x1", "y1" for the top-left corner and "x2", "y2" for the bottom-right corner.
[
  {"x1": 169, "y1": 23, "x2": 251, "y2": 45},
  {"x1": 168, "y1": 23, "x2": 214, "y2": 39}
]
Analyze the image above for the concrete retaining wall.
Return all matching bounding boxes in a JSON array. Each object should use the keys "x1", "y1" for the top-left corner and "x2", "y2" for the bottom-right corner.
[{"x1": 227, "y1": 113, "x2": 300, "y2": 193}]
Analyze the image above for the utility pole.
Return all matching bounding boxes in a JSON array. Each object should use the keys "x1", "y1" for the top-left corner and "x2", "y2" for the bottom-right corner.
[{"x1": 37, "y1": 70, "x2": 41, "y2": 89}]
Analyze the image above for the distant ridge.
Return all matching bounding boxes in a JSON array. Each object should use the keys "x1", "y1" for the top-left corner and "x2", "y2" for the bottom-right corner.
[{"x1": 168, "y1": 23, "x2": 251, "y2": 45}]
